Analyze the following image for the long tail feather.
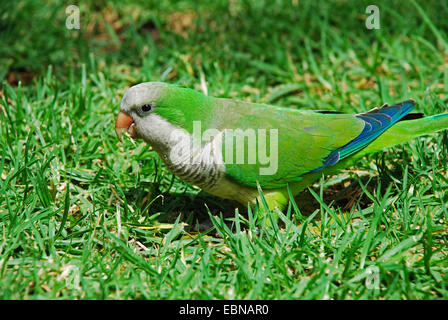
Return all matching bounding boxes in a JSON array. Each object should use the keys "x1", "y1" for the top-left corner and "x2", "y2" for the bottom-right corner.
[{"x1": 356, "y1": 113, "x2": 448, "y2": 157}]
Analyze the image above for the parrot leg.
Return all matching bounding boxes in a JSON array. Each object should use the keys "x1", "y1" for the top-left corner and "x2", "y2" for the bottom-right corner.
[
  {"x1": 251, "y1": 173, "x2": 325, "y2": 225},
  {"x1": 249, "y1": 189, "x2": 288, "y2": 226}
]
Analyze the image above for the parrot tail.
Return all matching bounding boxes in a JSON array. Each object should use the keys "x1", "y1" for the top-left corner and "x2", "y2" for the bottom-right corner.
[{"x1": 356, "y1": 112, "x2": 448, "y2": 156}]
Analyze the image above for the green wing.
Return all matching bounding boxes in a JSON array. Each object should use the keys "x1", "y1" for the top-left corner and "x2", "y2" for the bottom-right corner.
[
  {"x1": 210, "y1": 98, "x2": 414, "y2": 189},
  {"x1": 209, "y1": 99, "x2": 361, "y2": 188}
]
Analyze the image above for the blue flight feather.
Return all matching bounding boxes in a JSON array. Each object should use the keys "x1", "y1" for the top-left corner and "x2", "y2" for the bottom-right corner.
[{"x1": 310, "y1": 100, "x2": 416, "y2": 172}]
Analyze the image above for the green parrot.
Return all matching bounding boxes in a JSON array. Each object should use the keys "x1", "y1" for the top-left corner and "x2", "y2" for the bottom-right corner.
[{"x1": 115, "y1": 82, "x2": 448, "y2": 212}]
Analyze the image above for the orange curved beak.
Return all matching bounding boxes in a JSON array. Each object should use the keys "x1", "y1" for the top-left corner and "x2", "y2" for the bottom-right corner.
[{"x1": 115, "y1": 111, "x2": 139, "y2": 141}]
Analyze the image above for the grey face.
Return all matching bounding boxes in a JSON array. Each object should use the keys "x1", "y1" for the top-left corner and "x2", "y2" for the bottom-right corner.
[
  {"x1": 116, "y1": 82, "x2": 184, "y2": 154},
  {"x1": 120, "y1": 82, "x2": 167, "y2": 116}
]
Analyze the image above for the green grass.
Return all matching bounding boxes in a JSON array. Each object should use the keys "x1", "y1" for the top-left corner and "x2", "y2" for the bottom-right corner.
[{"x1": 1, "y1": 0, "x2": 448, "y2": 299}]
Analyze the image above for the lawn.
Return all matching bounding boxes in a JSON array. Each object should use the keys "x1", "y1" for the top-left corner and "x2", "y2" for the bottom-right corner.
[{"x1": 0, "y1": 0, "x2": 447, "y2": 299}]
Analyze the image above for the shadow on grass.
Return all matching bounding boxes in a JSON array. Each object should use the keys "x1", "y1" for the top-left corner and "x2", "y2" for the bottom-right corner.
[{"x1": 122, "y1": 173, "x2": 390, "y2": 232}]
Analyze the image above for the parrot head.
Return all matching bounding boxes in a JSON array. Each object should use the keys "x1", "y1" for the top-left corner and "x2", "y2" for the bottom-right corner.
[{"x1": 115, "y1": 82, "x2": 209, "y2": 152}]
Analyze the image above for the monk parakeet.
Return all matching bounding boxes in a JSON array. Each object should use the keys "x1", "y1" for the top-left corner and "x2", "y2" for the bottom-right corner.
[{"x1": 115, "y1": 82, "x2": 448, "y2": 212}]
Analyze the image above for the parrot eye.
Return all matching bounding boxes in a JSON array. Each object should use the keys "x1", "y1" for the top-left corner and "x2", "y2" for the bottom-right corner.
[{"x1": 140, "y1": 104, "x2": 154, "y2": 113}]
